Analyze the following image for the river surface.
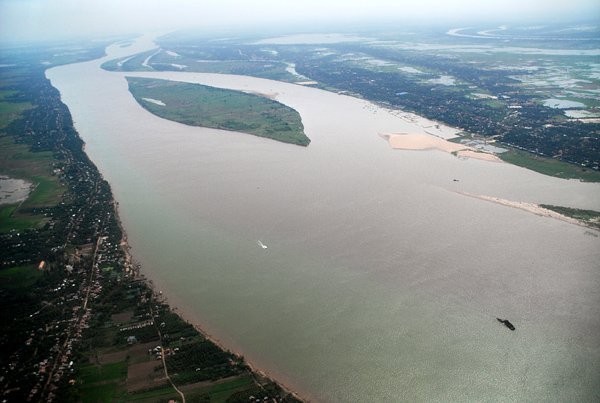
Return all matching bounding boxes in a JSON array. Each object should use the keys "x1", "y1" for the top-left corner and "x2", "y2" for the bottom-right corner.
[{"x1": 47, "y1": 35, "x2": 600, "y2": 402}]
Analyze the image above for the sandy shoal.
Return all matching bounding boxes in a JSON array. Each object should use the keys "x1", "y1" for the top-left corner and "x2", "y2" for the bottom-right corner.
[
  {"x1": 456, "y1": 149, "x2": 503, "y2": 162},
  {"x1": 383, "y1": 133, "x2": 502, "y2": 162},
  {"x1": 458, "y1": 191, "x2": 594, "y2": 229}
]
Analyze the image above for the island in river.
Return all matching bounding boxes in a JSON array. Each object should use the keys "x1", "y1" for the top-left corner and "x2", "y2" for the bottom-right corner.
[{"x1": 127, "y1": 77, "x2": 310, "y2": 146}]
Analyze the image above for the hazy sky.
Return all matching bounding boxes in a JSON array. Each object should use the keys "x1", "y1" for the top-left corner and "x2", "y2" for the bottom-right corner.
[{"x1": 1, "y1": 0, "x2": 599, "y2": 42}]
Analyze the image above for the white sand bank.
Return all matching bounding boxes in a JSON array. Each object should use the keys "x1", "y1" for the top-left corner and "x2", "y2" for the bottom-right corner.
[
  {"x1": 458, "y1": 192, "x2": 595, "y2": 229},
  {"x1": 141, "y1": 97, "x2": 165, "y2": 106}
]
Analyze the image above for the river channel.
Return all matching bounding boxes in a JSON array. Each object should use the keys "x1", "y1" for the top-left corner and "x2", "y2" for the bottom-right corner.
[{"x1": 47, "y1": 35, "x2": 600, "y2": 402}]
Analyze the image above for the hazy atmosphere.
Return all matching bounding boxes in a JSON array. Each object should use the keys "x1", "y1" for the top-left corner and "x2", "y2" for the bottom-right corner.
[{"x1": 1, "y1": 0, "x2": 600, "y2": 42}]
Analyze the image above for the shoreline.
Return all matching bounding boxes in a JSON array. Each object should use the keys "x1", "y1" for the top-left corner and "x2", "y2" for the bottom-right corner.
[
  {"x1": 155, "y1": 291, "x2": 306, "y2": 402},
  {"x1": 113, "y1": 202, "x2": 306, "y2": 402}
]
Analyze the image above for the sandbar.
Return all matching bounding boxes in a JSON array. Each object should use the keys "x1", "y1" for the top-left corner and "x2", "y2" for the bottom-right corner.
[
  {"x1": 458, "y1": 191, "x2": 594, "y2": 229},
  {"x1": 141, "y1": 97, "x2": 166, "y2": 106},
  {"x1": 382, "y1": 133, "x2": 502, "y2": 162},
  {"x1": 455, "y1": 149, "x2": 503, "y2": 162}
]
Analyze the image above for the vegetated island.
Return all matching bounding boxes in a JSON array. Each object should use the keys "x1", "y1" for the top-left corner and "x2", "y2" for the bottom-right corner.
[{"x1": 127, "y1": 77, "x2": 310, "y2": 146}]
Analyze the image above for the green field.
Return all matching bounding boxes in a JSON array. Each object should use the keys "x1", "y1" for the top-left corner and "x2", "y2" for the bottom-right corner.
[
  {"x1": 80, "y1": 361, "x2": 129, "y2": 384},
  {"x1": 0, "y1": 205, "x2": 42, "y2": 232},
  {"x1": 0, "y1": 265, "x2": 43, "y2": 290},
  {"x1": 0, "y1": 70, "x2": 34, "y2": 127},
  {"x1": 125, "y1": 386, "x2": 179, "y2": 402},
  {"x1": 77, "y1": 361, "x2": 128, "y2": 402},
  {"x1": 0, "y1": 95, "x2": 32, "y2": 129},
  {"x1": 498, "y1": 147, "x2": 600, "y2": 182},
  {"x1": 127, "y1": 77, "x2": 310, "y2": 146}
]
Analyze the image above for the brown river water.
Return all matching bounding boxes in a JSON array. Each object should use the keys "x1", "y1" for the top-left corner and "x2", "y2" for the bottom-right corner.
[{"x1": 47, "y1": 35, "x2": 600, "y2": 402}]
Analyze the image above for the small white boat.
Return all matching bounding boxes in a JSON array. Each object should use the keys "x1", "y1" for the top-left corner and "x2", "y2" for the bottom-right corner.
[{"x1": 257, "y1": 240, "x2": 268, "y2": 249}]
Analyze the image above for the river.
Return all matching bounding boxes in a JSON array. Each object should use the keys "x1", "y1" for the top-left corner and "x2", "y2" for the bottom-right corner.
[{"x1": 47, "y1": 35, "x2": 600, "y2": 402}]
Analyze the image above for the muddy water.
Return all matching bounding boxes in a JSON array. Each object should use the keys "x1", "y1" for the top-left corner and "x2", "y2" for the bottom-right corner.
[{"x1": 47, "y1": 35, "x2": 600, "y2": 402}]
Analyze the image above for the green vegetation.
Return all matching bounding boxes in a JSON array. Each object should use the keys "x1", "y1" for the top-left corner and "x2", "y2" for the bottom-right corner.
[
  {"x1": 125, "y1": 386, "x2": 180, "y2": 402},
  {"x1": 127, "y1": 77, "x2": 310, "y2": 146},
  {"x1": 80, "y1": 361, "x2": 128, "y2": 384},
  {"x1": 102, "y1": 49, "x2": 298, "y2": 82},
  {"x1": 199, "y1": 376, "x2": 255, "y2": 401},
  {"x1": 72, "y1": 281, "x2": 300, "y2": 402},
  {"x1": 76, "y1": 361, "x2": 129, "y2": 402},
  {"x1": 79, "y1": 382, "x2": 120, "y2": 403},
  {"x1": 0, "y1": 92, "x2": 32, "y2": 129},
  {"x1": 24, "y1": 175, "x2": 63, "y2": 206},
  {"x1": 0, "y1": 264, "x2": 42, "y2": 290},
  {"x1": 0, "y1": 205, "x2": 40, "y2": 232},
  {"x1": 498, "y1": 148, "x2": 600, "y2": 182},
  {"x1": 166, "y1": 337, "x2": 242, "y2": 385},
  {"x1": 539, "y1": 205, "x2": 600, "y2": 230}
]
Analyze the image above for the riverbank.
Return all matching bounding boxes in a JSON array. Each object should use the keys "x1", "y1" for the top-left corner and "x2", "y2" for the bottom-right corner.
[
  {"x1": 498, "y1": 147, "x2": 600, "y2": 182},
  {"x1": 135, "y1": 269, "x2": 306, "y2": 402},
  {"x1": 115, "y1": 202, "x2": 305, "y2": 402}
]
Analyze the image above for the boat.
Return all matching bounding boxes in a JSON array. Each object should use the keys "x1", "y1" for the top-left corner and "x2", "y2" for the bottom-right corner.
[{"x1": 496, "y1": 318, "x2": 515, "y2": 331}]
